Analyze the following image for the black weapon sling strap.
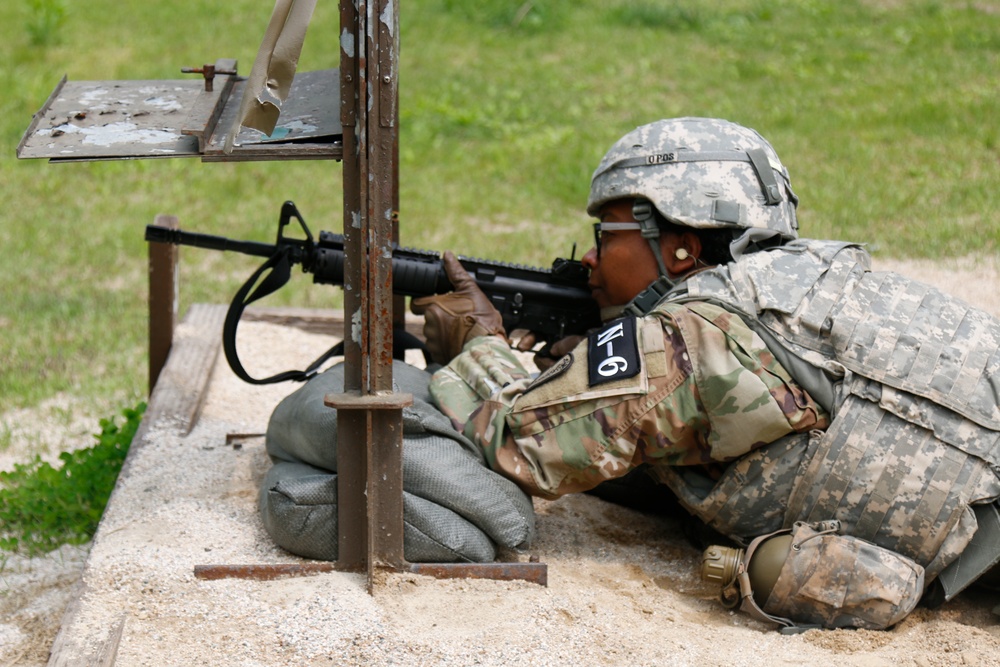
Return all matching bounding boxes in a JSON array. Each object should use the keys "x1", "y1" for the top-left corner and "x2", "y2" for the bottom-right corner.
[
  {"x1": 222, "y1": 248, "x2": 341, "y2": 385},
  {"x1": 222, "y1": 248, "x2": 430, "y2": 385}
]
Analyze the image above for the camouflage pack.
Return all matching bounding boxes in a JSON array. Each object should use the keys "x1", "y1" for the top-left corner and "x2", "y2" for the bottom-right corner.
[{"x1": 732, "y1": 521, "x2": 925, "y2": 632}]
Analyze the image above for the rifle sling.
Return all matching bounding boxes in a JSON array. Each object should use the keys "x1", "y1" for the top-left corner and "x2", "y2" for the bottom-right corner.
[{"x1": 223, "y1": 249, "x2": 340, "y2": 385}]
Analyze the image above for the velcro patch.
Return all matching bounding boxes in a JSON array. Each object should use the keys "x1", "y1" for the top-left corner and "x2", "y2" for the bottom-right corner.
[{"x1": 588, "y1": 316, "x2": 641, "y2": 386}]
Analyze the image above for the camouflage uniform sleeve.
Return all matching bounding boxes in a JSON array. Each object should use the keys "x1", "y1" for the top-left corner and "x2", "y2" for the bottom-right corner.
[{"x1": 429, "y1": 303, "x2": 828, "y2": 499}]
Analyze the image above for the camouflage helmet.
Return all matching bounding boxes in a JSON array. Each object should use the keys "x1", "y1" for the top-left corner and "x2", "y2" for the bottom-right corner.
[{"x1": 587, "y1": 117, "x2": 799, "y2": 249}]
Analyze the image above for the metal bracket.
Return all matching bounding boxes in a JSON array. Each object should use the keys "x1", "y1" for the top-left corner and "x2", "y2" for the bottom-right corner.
[{"x1": 181, "y1": 63, "x2": 238, "y2": 92}]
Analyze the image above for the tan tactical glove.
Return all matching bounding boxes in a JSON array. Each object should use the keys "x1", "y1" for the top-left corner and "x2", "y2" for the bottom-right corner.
[{"x1": 410, "y1": 251, "x2": 506, "y2": 365}]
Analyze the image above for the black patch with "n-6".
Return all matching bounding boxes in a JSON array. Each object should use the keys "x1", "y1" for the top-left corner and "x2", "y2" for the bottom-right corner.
[{"x1": 587, "y1": 316, "x2": 640, "y2": 386}]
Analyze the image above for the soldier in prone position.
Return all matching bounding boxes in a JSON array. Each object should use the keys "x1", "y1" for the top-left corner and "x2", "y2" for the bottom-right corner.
[{"x1": 413, "y1": 117, "x2": 1000, "y2": 631}]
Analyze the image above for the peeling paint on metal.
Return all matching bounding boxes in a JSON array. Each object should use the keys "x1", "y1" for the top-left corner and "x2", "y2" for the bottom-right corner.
[
  {"x1": 351, "y1": 308, "x2": 362, "y2": 345},
  {"x1": 37, "y1": 122, "x2": 180, "y2": 147},
  {"x1": 340, "y1": 27, "x2": 356, "y2": 58},
  {"x1": 262, "y1": 120, "x2": 319, "y2": 140},
  {"x1": 283, "y1": 119, "x2": 318, "y2": 133},
  {"x1": 381, "y1": 1, "x2": 395, "y2": 36},
  {"x1": 70, "y1": 85, "x2": 186, "y2": 113},
  {"x1": 76, "y1": 87, "x2": 112, "y2": 107},
  {"x1": 141, "y1": 96, "x2": 184, "y2": 112},
  {"x1": 351, "y1": 210, "x2": 361, "y2": 229}
]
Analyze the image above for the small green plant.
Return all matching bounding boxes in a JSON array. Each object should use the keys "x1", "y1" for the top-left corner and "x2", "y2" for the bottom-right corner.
[
  {"x1": 609, "y1": 1, "x2": 705, "y2": 31},
  {"x1": 0, "y1": 402, "x2": 145, "y2": 557},
  {"x1": 441, "y1": 0, "x2": 566, "y2": 31},
  {"x1": 0, "y1": 423, "x2": 11, "y2": 453},
  {"x1": 26, "y1": 0, "x2": 67, "y2": 46}
]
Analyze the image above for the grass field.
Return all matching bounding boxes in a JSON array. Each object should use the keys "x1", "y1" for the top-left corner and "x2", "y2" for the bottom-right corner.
[{"x1": 1, "y1": 0, "x2": 998, "y2": 418}]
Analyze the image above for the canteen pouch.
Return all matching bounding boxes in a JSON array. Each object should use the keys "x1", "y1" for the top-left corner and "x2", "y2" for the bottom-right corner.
[{"x1": 742, "y1": 521, "x2": 925, "y2": 632}]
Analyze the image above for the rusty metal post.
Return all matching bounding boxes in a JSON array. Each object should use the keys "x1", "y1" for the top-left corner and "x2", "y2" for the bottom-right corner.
[
  {"x1": 392, "y1": 83, "x2": 405, "y2": 335},
  {"x1": 328, "y1": 0, "x2": 408, "y2": 591},
  {"x1": 148, "y1": 214, "x2": 179, "y2": 393}
]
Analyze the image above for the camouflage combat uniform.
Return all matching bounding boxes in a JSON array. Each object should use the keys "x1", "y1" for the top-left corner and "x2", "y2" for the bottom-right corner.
[
  {"x1": 431, "y1": 238, "x2": 1000, "y2": 598},
  {"x1": 430, "y1": 297, "x2": 829, "y2": 498}
]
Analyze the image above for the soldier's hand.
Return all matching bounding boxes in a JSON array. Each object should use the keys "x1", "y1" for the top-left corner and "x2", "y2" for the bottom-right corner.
[
  {"x1": 516, "y1": 333, "x2": 584, "y2": 371},
  {"x1": 410, "y1": 251, "x2": 506, "y2": 365}
]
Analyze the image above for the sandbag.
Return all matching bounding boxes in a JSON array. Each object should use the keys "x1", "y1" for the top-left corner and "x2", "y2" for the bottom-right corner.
[{"x1": 259, "y1": 361, "x2": 535, "y2": 562}]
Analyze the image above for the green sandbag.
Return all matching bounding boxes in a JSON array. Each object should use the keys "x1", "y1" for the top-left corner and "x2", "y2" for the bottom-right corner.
[{"x1": 260, "y1": 361, "x2": 535, "y2": 562}]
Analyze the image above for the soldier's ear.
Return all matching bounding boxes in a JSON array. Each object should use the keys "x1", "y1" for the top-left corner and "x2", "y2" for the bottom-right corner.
[{"x1": 665, "y1": 232, "x2": 701, "y2": 274}]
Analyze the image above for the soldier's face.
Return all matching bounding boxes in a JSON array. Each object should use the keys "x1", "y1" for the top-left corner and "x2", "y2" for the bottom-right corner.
[{"x1": 583, "y1": 199, "x2": 664, "y2": 308}]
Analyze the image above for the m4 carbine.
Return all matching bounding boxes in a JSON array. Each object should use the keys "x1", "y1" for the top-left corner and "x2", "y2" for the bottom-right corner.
[{"x1": 145, "y1": 201, "x2": 601, "y2": 384}]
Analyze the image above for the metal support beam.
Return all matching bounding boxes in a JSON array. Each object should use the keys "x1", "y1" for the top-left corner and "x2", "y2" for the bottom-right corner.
[
  {"x1": 323, "y1": 0, "x2": 549, "y2": 593},
  {"x1": 329, "y1": 0, "x2": 406, "y2": 592},
  {"x1": 148, "y1": 214, "x2": 179, "y2": 393}
]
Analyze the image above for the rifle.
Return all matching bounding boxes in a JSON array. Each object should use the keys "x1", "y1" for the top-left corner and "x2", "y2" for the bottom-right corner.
[{"x1": 145, "y1": 201, "x2": 601, "y2": 384}]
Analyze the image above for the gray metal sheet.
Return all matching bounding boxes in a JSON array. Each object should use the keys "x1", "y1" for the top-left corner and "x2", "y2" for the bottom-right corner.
[
  {"x1": 204, "y1": 69, "x2": 342, "y2": 161},
  {"x1": 18, "y1": 69, "x2": 342, "y2": 162},
  {"x1": 18, "y1": 77, "x2": 204, "y2": 160}
]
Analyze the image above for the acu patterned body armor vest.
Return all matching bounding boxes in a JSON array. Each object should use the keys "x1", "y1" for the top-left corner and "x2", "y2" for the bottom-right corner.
[{"x1": 650, "y1": 239, "x2": 1000, "y2": 595}]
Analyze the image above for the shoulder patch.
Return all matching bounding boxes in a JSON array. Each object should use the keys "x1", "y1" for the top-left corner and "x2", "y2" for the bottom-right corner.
[{"x1": 588, "y1": 316, "x2": 641, "y2": 386}]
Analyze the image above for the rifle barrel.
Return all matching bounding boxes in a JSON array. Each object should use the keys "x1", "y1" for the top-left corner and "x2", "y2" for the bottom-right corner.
[{"x1": 145, "y1": 225, "x2": 277, "y2": 259}]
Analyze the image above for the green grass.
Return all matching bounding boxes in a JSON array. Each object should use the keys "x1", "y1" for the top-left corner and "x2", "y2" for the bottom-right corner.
[
  {"x1": 0, "y1": 0, "x2": 997, "y2": 414},
  {"x1": 0, "y1": 403, "x2": 144, "y2": 558}
]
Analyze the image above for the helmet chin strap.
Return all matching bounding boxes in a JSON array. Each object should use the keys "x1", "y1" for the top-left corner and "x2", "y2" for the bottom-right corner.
[
  {"x1": 632, "y1": 200, "x2": 673, "y2": 282},
  {"x1": 614, "y1": 200, "x2": 682, "y2": 318},
  {"x1": 621, "y1": 275, "x2": 678, "y2": 318}
]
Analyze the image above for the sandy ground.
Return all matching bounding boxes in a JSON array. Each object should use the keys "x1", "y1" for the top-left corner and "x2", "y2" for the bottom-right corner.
[{"x1": 2, "y1": 254, "x2": 999, "y2": 667}]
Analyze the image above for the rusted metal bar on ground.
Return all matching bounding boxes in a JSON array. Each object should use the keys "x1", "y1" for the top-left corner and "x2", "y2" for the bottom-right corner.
[
  {"x1": 194, "y1": 563, "x2": 336, "y2": 581},
  {"x1": 408, "y1": 562, "x2": 549, "y2": 587},
  {"x1": 330, "y1": 0, "x2": 406, "y2": 593},
  {"x1": 148, "y1": 214, "x2": 179, "y2": 394},
  {"x1": 193, "y1": 562, "x2": 549, "y2": 586}
]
